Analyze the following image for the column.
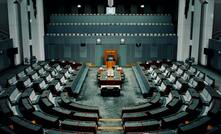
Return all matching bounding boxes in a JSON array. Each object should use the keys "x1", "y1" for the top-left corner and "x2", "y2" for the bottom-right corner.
[
  {"x1": 36, "y1": 0, "x2": 45, "y2": 60},
  {"x1": 7, "y1": 0, "x2": 22, "y2": 65},
  {"x1": 31, "y1": 0, "x2": 45, "y2": 61},
  {"x1": 177, "y1": 0, "x2": 192, "y2": 62},
  {"x1": 20, "y1": 0, "x2": 31, "y2": 64},
  {"x1": 191, "y1": 0, "x2": 202, "y2": 64},
  {"x1": 199, "y1": 0, "x2": 214, "y2": 65}
]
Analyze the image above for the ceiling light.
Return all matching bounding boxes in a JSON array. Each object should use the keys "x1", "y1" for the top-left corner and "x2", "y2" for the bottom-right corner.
[
  {"x1": 140, "y1": 5, "x2": 144, "y2": 8},
  {"x1": 96, "y1": 38, "x2": 101, "y2": 44},
  {"x1": 77, "y1": 4, "x2": 81, "y2": 8},
  {"x1": 120, "y1": 38, "x2": 125, "y2": 44}
]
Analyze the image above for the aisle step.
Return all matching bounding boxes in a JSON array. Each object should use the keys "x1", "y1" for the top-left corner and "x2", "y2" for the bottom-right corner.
[
  {"x1": 98, "y1": 126, "x2": 123, "y2": 131},
  {"x1": 99, "y1": 118, "x2": 122, "y2": 122}
]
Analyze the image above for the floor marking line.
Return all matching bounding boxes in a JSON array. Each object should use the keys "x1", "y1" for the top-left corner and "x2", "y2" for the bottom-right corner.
[
  {"x1": 99, "y1": 118, "x2": 122, "y2": 122},
  {"x1": 98, "y1": 126, "x2": 123, "y2": 130}
]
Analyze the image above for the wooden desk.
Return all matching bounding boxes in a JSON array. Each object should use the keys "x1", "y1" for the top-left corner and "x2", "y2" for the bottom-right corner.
[
  {"x1": 97, "y1": 68, "x2": 124, "y2": 87},
  {"x1": 97, "y1": 67, "x2": 124, "y2": 96}
]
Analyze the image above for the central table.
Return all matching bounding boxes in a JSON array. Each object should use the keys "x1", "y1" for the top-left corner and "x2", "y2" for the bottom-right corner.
[{"x1": 97, "y1": 67, "x2": 124, "y2": 96}]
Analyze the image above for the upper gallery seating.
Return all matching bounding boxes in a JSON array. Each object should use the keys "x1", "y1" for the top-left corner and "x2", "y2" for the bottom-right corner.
[
  {"x1": 46, "y1": 14, "x2": 176, "y2": 39},
  {"x1": 123, "y1": 59, "x2": 221, "y2": 133},
  {"x1": 0, "y1": 59, "x2": 98, "y2": 133},
  {"x1": 46, "y1": 32, "x2": 177, "y2": 37},
  {"x1": 47, "y1": 24, "x2": 174, "y2": 33},
  {"x1": 46, "y1": 14, "x2": 175, "y2": 35},
  {"x1": 44, "y1": 14, "x2": 177, "y2": 62},
  {"x1": 50, "y1": 14, "x2": 172, "y2": 23}
]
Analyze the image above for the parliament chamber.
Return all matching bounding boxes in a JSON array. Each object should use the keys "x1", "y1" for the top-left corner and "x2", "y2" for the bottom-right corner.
[{"x1": 1, "y1": 0, "x2": 221, "y2": 134}]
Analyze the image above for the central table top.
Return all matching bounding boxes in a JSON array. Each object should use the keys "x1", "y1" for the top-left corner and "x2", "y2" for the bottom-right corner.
[
  {"x1": 99, "y1": 69, "x2": 121, "y2": 81},
  {"x1": 98, "y1": 67, "x2": 123, "y2": 79},
  {"x1": 97, "y1": 66, "x2": 124, "y2": 86}
]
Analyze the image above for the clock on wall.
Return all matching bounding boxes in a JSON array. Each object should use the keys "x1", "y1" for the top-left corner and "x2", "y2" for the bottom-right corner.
[{"x1": 106, "y1": 7, "x2": 116, "y2": 15}]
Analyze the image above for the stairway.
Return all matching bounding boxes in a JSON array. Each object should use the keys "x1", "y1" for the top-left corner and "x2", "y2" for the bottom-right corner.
[{"x1": 97, "y1": 118, "x2": 123, "y2": 134}]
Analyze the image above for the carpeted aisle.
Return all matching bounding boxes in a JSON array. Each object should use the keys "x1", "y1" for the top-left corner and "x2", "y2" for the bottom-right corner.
[
  {"x1": 76, "y1": 67, "x2": 148, "y2": 134},
  {"x1": 76, "y1": 67, "x2": 147, "y2": 118}
]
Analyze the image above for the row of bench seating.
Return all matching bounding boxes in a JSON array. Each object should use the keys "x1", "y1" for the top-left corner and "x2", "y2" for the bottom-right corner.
[
  {"x1": 71, "y1": 64, "x2": 89, "y2": 97},
  {"x1": 51, "y1": 13, "x2": 171, "y2": 16},
  {"x1": 19, "y1": 88, "x2": 99, "y2": 131},
  {"x1": 59, "y1": 92, "x2": 100, "y2": 115},
  {"x1": 132, "y1": 66, "x2": 151, "y2": 97},
  {"x1": 0, "y1": 60, "x2": 99, "y2": 133},
  {"x1": 47, "y1": 25, "x2": 174, "y2": 33},
  {"x1": 142, "y1": 61, "x2": 215, "y2": 96},
  {"x1": 49, "y1": 22, "x2": 173, "y2": 26},
  {"x1": 123, "y1": 95, "x2": 220, "y2": 133},
  {"x1": 46, "y1": 32, "x2": 177, "y2": 37},
  {"x1": 50, "y1": 14, "x2": 172, "y2": 24},
  {"x1": 7, "y1": 60, "x2": 88, "y2": 97},
  {"x1": 123, "y1": 60, "x2": 221, "y2": 133},
  {"x1": 122, "y1": 90, "x2": 183, "y2": 122}
]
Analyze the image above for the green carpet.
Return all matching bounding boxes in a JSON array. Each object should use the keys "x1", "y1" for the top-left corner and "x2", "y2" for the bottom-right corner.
[
  {"x1": 76, "y1": 67, "x2": 148, "y2": 118},
  {"x1": 75, "y1": 67, "x2": 147, "y2": 134}
]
